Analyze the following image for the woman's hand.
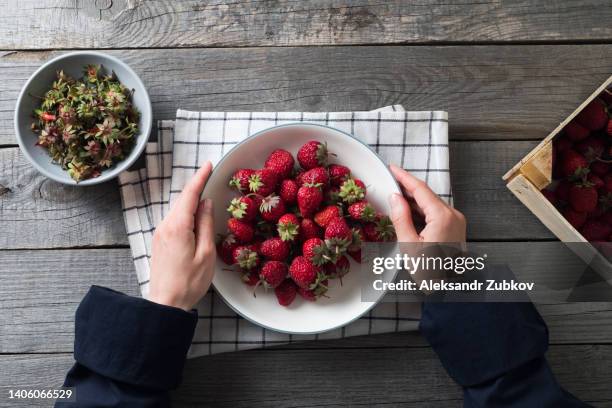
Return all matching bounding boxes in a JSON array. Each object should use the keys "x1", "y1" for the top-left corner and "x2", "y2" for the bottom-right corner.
[
  {"x1": 388, "y1": 164, "x2": 466, "y2": 243},
  {"x1": 149, "y1": 161, "x2": 216, "y2": 311}
]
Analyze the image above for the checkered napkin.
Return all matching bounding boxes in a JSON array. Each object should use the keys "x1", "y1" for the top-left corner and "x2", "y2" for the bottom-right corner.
[{"x1": 118, "y1": 106, "x2": 450, "y2": 358}]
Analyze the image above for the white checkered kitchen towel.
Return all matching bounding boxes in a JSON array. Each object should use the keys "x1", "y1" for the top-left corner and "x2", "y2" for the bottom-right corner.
[{"x1": 118, "y1": 106, "x2": 450, "y2": 358}]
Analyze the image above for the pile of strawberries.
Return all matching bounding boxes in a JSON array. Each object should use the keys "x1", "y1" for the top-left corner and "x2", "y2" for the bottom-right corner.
[
  {"x1": 545, "y1": 89, "x2": 612, "y2": 241},
  {"x1": 217, "y1": 140, "x2": 396, "y2": 307}
]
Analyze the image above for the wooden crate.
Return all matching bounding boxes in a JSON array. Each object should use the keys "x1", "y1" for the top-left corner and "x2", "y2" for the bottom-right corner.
[{"x1": 503, "y1": 75, "x2": 612, "y2": 269}]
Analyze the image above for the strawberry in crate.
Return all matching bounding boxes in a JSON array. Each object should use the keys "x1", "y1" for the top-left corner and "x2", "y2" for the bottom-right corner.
[{"x1": 545, "y1": 88, "x2": 612, "y2": 242}]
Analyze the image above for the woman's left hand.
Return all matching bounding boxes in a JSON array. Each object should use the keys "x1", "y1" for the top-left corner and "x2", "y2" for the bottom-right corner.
[{"x1": 149, "y1": 161, "x2": 216, "y2": 311}]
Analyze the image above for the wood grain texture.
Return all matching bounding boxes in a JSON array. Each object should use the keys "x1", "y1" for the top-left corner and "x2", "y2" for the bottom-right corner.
[
  {"x1": 1, "y1": 0, "x2": 612, "y2": 50},
  {"x1": 0, "y1": 249, "x2": 139, "y2": 353},
  {"x1": 2, "y1": 45, "x2": 612, "y2": 144},
  {"x1": 0, "y1": 141, "x2": 553, "y2": 249},
  {"x1": 0, "y1": 148, "x2": 128, "y2": 249},
  {"x1": 1, "y1": 248, "x2": 611, "y2": 354},
  {"x1": 1, "y1": 345, "x2": 611, "y2": 407}
]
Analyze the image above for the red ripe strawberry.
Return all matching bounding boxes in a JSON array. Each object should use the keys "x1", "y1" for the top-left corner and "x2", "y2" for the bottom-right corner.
[
  {"x1": 339, "y1": 178, "x2": 366, "y2": 203},
  {"x1": 289, "y1": 256, "x2": 322, "y2": 289},
  {"x1": 298, "y1": 280, "x2": 328, "y2": 301},
  {"x1": 348, "y1": 200, "x2": 376, "y2": 222},
  {"x1": 301, "y1": 167, "x2": 329, "y2": 187},
  {"x1": 259, "y1": 194, "x2": 286, "y2": 222},
  {"x1": 264, "y1": 149, "x2": 294, "y2": 179},
  {"x1": 363, "y1": 216, "x2": 396, "y2": 242},
  {"x1": 299, "y1": 218, "x2": 322, "y2": 241},
  {"x1": 561, "y1": 150, "x2": 589, "y2": 178},
  {"x1": 275, "y1": 279, "x2": 298, "y2": 306},
  {"x1": 324, "y1": 217, "x2": 352, "y2": 258},
  {"x1": 227, "y1": 218, "x2": 255, "y2": 243},
  {"x1": 297, "y1": 184, "x2": 323, "y2": 217},
  {"x1": 556, "y1": 180, "x2": 571, "y2": 202},
  {"x1": 588, "y1": 173, "x2": 604, "y2": 190},
  {"x1": 242, "y1": 269, "x2": 260, "y2": 286},
  {"x1": 229, "y1": 168, "x2": 255, "y2": 192},
  {"x1": 541, "y1": 189, "x2": 557, "y2": 206},
  {"x1": 576, "y1": 136, "x2": 605, "y2": 161},
  {"x1": 297, "y1": 287, "x2": 316, "y2": 301},
  {"x1": 248, "y1": 168, "x2": 277, "y2": 196},
  {"x1": 562, "y1": 208, "x2": 587, "y2": 229},
  {"x1": 324, "y1": 255, "x2": 350, "y2": 279},
  {"x1": 580, "y1": 220, "x2": 611, "y2": 241},
  {"x1": 277, "y1": 213, "x2": 300, "y2": 241},
  {"x1": 259, "y1": 237, "x2": 290, "y2": 261},
  {"x1": 278, "y1": 179, "x2": 298, "y2": 204},
  {"x1": 564, "y1": 120, "x2": 590, "y2": 142},
  {"x1": 324, "y1": 217, "x2": 352, "y2": 241},
  {"x1": 295, "y1": 169, "x2": 306, "y2": 186},
  {"x1": 302, "y1": 237, "x2": 331, "y2": 266},
  {"x1": 314, "y1": 205, "x2": 343, "y2": 227},
  {"x1": 555, "y1": 137, "x2": 573, "y2": 154},
  {"x1": 297, "y1": 140, "x2": 330, "y2": 169},
  {"x1": 217, "y1": 234, "x2": 238, "y2": 265},
  {"x1": 601, "y1": 211, "x2": 612, "y2": 225},
  {"x1": 576, "y1": 99, "x2": 608, "y2": 131},
  {"x1": 259, "y1": 261, "x2": 288, "y2": 288},
  {"x1": 232, "y1": 245, "x2": 260, "y2": 270},
  {"x1": 591, "y1": 161, "x2": 610, "y2": 176},
  {"x1": 607, "y1": 119, "x2": 612, "y2": 136},
  {"x1": 328, "y1": 164, "x2": 351, "y2": 186},
  {"x1": 227, "y1": 196, "x2": 257, "y2": 222},
  {"x1": 249, "y1": 194, "x2": 262, "y2": 209},
  {"x1": 348, "y1": 249, "x2": 361, "y2": 263},
  {"x1": 569, "y1": 183, "x2": 598, "y2": 213}
]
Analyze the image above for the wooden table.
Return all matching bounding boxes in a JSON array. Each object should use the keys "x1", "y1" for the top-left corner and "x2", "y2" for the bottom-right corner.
[{"x1": 1, "y1": 1, "x2": 612, "y2": 406}]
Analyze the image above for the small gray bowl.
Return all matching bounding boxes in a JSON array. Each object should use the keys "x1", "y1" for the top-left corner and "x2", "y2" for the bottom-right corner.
[{"x1": 14, "y1": 51, "x2": 152, "y2": 185}]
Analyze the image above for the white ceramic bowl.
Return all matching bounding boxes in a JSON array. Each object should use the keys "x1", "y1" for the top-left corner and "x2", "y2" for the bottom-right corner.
[
  {"x1": 14, "y1": 51, "x2": 152, "y2": 185},
  {"x1": 203, "y1": 123, "x2": 401, "y2": 334}
]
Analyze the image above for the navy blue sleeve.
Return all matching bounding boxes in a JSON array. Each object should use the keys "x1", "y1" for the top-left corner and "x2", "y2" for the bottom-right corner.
[
  {"x1": 420, "y1": 302, "x2": 590, "y2": 407},
  {"x1": 56, "y1": 285, "x2": 198, "y2": 407}
]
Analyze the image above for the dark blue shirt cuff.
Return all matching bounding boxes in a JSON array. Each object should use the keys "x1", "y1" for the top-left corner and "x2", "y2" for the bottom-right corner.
[
  {"x1": 74, "y1": 286, "x2": 197, "y2": 390},
  {"x1": 419, "y1": 302, "x2": 549, "y2": 387}
]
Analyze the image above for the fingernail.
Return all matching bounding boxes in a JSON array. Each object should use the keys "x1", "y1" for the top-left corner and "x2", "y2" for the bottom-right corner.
[
  {"x1": 389, "y1": 193, "x2": 402, "y2": 208},
  {"x1": 204, "y1": 198, "x2": 213, "y2": 212}
]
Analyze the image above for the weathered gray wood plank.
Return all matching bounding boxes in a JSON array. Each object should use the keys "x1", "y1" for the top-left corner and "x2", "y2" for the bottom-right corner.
[
  {"x1": 1, "y1": 248, "x2": 611, "y2": 354},
  {"x1": 2, "y1": 45, "x2": 612, "y2": 144},
  {"x1": 451, "y1": 140, "x2": 554, "y2": 241},
  {"x1": 175, "y1": 345, "x2": 612, "y2": 408},
  {"x1": 1, "y1": 345, "x2": 611, "y2": 407},
  {"x1": 0, "y1": 249, "x2": 139, "y2": 353},
  {"x1": 1, "y1": 0, "x2": 612, "y2": 50},
  {"x1": 0, "y1": 141, "x2": 553, "y2": 249},
  {"x1": 0, "y1": 148, "x2": 128, "y2": 249}
]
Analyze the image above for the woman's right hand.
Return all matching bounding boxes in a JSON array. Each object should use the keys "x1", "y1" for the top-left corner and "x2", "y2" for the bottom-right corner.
[{"x1": 388, "y1": 164, "x2": 466, "y2": 243}]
